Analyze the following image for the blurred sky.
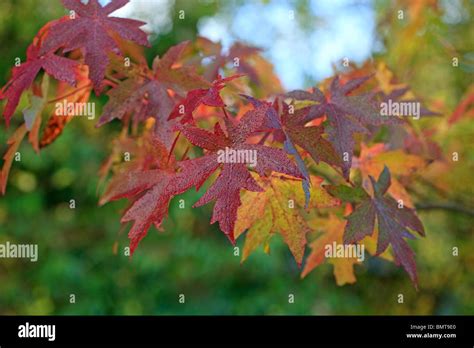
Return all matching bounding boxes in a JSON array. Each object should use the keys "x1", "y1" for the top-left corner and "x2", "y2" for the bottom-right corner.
[
  {"x1": 102, "y1": 0, "x2": 376, "y2": 89},
  {"x1": 198, "y1": 0, "x2": 376, "y2": 89},
  {"x1": 100, "y1": 0, "x2": 468, "y2": 89}
]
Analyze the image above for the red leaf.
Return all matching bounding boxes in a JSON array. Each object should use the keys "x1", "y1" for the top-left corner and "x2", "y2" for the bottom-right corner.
[
  {"x1": 40, "y1": 0, "x2": 149, "y2": 93},
  {"x1": 97, "y1": 78, "x2": 176, "y2": 148},
  {"x1": 279, "y1": 102, "x2": 341, "y2": 168},
  {"x1": 286, "y1": 75, "x2": 400, "y2": 179},
  {"x1": 101, "y1": 104, "x2": 303, "y2": 253},
  {"x1": 168, "y1": 75, "x2": 243, "y2": 124},
  {"x1": 0, "y1": 44, "x2": 77, "y2": 126},
  {"x1": 343, "y1": 166, "x2": 425, "y2": 287},
  {"x1": 97, "y1": 42, "x2": 211, "y2": 148}
]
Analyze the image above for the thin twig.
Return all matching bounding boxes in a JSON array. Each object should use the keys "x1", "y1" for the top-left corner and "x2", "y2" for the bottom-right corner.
[{"x1": 47, "y1": 83, "x2": 92, "y2": 104}]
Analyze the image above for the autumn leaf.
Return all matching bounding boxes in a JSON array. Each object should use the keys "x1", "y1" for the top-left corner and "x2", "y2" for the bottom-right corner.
[
  {"x1": 97, "y1": 42, "x2": 210, "y2": 148},
  {"x1": 100, "y1": 138, "x2": 220, "y2": 254},
  {"x1": 97, "y1": 77, "x2": 176, "y2": 148},
  {"x1": 277, "y1": 101, "x2": 341, "y2": 168},
  {"x1": 286, "y1": 75, "x2": 400, "y2": 178},
  {"x1": 40, "y1": 65, "x2": 92, "y2": 148},
  {"x1": 0, "y1": 40, "x2": 77, "y2": 126},
  {"x1": 168, "y1": 74, "x2": 243, "y2": 124},
  {"x1": 196, "y1": 38, "x2": 282, "y2": 94},
  {"x1": 344, "y1": 166, "x2": 425, "y2": 286},
  {"x1": 152, "y1": 41, "x2": 211, "y2": 92},
  {"x1": 239, "y1": 95, "x2": 313, "y2": 206},
  {"x1": 235, "y1": 175, "x2": 339, "y2": 265},
  {"x1": 101, "y1": 103, "x2": 303, "y2": 254},
  {"x1": 354, "y1": 143, "x2": 426, "y2": 208},
  {"x1": 302, "y1": 214, "x2": 360, "y2": 285},
  {"x1": 40, "y1": 0, "x2": 149, "y2": 93},
  {"x1": 178, "y1": 105, "x2": 303, "y2": 241},
  {"x1": 23, "y1": 74, "x2": 50, "y2": 153}
]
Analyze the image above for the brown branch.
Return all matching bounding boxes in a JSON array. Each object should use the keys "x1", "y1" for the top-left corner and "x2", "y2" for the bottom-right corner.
[{"x1": 47, "y1": 83, "x2": 92, "y2": 104}]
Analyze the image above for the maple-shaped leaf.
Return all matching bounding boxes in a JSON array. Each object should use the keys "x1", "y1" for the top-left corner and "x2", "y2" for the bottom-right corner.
[
  {"x1": 239, "y1": 95, "x2": 313, "y2": 206},
  {"x1": 354, "y1": 143, "x2": 426, "y2": 208},
  {"x1": 100, "y1": 137, "x2": 220, "y2": 254},
  {"x1": 97, "y1": 77, "x2": 176, "y2": 148},
  {"x1": 235, "y1": 175, "x2": 339, "y2": 265},
  {"x1": 301, "y1": 207, "x2": 394, "y2": 285},
  {"x1": 277, "y1": 101, "x2": 341, "y2": 168},
  {"x1": 97, "y1": 43, "x2": 211, "y2": 148},
  {"x1": 152, "y1": 41, "x2": 211, "y2": 93},
  {"x1": 101, "y1": 104, "x2": 302, "y2": 253},
  {"x1": 40, "y1": 0, "x2": 149, "y2": 93},
  {"x1": 286, "y1": 75, "x2": 400, "y2": 178},
  {"x1": 178, "y1": 106, "x2": 303, "y2": 241},
  {"x1": 168, "y1": 74, "x2": 243, "y2": 124},
  {"x1": 195, "y1": 38, "x2": 283, "y2": 94},
  {"x1": 1, "y1": 41, "x2": 77, "y2": 126},
  {"x1": 302, "y1": 214, "x2": 361, "y2": 285},
  {"x1": 343, "y1": 166, "x2": 425, "y2": 286},
  {"x1": 40, "y1": 65, "x2": 92, "y2": 149}
]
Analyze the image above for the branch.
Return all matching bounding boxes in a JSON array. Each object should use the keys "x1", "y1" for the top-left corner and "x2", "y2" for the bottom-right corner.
[{"x1": 415, "y1": 202, "x2": 474, "y2": 217}]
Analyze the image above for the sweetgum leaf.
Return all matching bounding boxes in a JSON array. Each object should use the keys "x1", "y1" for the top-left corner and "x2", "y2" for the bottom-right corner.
[
  {"x1": 40, "y1": 0, "x2": 149, "y2": 93},
  {"x1": 152, "y1": 41, "x2": 211, "y2": 92},
  {"x1": 234, "y1": 175, "x2": 339, "y2": 265},
  {"x1": 241, "y1": 95, "x2": 313, "y2": 206},
  {"x1": 279, "y1": 102, "x2": 341, "y2": 168},
  {"x1": 302, "y1": 214, "x2": 361, "y2": 286},
  {"x1": 354, "y1": 143, "x2": 426, "y2": 208},
  {"x1": 178, "y1": 105, "x2": 303, "y2": 240},
  {"x1": 101, "y1": 152, "x2": 220, "y2": 254},
  {"x1": 286, "y1": 75, "x2": 401, "y2": 179},
  {"x1": 344, "y1": 166, "x2": 425, "y2": 286},
  {"x1": 98, "y1": 42, "x2": 211, "y2": 148},
  {"x1": 101, "y1": 103, "x2": 303, "y2": 253},
  {"x1": 0, "y1": 44, "x2": 77, "y2": 126},
  {"x1": 97, "y1": 78, "x2": 176, "y2": 148},
  {"x1": 168, "y1": 75, "x2": 243, "y2": 124}
]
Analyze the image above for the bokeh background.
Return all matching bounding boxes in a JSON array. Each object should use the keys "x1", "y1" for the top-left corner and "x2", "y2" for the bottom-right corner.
[{"x1": 0, "y1": 0, "x2": 472, "y2": 315}]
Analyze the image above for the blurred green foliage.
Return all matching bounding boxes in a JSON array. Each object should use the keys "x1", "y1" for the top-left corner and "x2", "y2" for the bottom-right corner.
[{"x1": 0, "y1": 0, "x2": 472, "y2": 315}]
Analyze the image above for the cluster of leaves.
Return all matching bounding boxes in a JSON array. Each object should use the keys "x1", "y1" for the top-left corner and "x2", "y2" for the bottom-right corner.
[{"x1": 1, "y1": 0, "x2": 450, "y2": 288}]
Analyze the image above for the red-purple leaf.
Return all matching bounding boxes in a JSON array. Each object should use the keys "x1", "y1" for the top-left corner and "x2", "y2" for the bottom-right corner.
[
  {"x1": 168, "y1": 75, "x2": 243, "y2": 124},
  {"x1": 344, "y1": 166, "x2": 425, "y2": 286},
  {"x1": 40, "y1": 0, "x2": 149, "y2": 93}
]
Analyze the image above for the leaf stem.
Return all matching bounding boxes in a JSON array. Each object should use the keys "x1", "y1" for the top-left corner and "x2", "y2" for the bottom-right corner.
[
  {"x1": 47, "y1": 83, "x2": 92, "y2": 104},
  {"x1": 168, "y1": 131, "x2": 181, "y2": 163}
]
